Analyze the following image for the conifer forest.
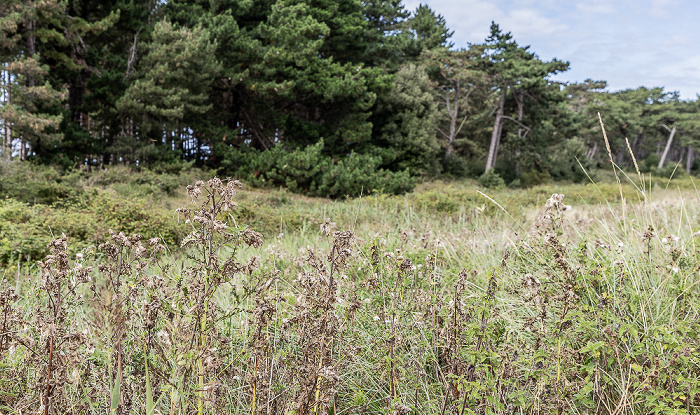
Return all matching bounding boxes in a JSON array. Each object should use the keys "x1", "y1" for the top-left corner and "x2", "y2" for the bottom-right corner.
[{"x1": 2, "y1": 0, "x2": 699, "y2": 194}]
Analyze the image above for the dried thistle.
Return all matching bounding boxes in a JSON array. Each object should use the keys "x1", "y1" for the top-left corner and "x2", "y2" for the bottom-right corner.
[
  {"x1": 287, "y1": 231, "x2": 353, "y2": 414},
  {"x1": 25, "y1": 234, "x2": 93, "y2": 415}
]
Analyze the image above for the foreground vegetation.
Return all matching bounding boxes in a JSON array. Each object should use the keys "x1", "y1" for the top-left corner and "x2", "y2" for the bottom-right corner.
[{"x1": 1, "y1": 163, "x2": 700, "y2": 414}]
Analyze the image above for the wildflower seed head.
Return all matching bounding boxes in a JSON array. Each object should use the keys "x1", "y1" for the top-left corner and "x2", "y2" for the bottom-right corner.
[
  {"x1": 320, "y1": 218, "x2": 335, "y2": 236},
  {"x1": 241, "y1": 227, "x2": 263, "y2": 248}
]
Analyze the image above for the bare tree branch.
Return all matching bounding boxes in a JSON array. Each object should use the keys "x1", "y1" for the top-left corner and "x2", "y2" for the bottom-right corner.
[{"x1": 125, "y1": 32, "x2": 140, "y2": 78}]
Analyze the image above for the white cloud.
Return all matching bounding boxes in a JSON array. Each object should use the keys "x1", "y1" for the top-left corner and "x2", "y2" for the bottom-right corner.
[
  {"x1": 404, "y1": 0, "x2": 700, "y2": 98},
  {"x1": 502, "y1": 8, "x2": 568, "y2": 38},
  {"x1": 575, "y1": 1, "x2": 616, "y2": 15},
  {"x1": 403, "y1": 0, "x2": 567, "y2": 44},
  {"x1": 653, "y1": 53, "x2": 700, "y2": 96}
]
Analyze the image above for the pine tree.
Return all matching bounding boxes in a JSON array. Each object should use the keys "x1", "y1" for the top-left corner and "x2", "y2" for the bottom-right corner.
[
  {"x1": 116, "y1": 20, "x2": 220, "y2": 164},
  {"x1": 0, "y1": 0, "x2": 66, "y2": 160},
  {"x1": 373, "y1": 64, "x2": 441, "y2": 175},
  {"x1": 408, "y1": 4, "x2": 453, "y2": 52},
  {"x1": 424, "y1": 47, "x2": 487, "y2": 160},
  {"x1": 479, "y1": 22, "x2": 568, "y2": 172}
]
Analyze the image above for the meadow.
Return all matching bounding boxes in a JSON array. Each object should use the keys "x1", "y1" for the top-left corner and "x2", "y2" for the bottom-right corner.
[{"x1": 1, "y1": 162, "x2": 700, "y2": 414}]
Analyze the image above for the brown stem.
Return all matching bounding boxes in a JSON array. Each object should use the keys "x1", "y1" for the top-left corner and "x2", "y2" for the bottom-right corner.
[
  {"x1": 44, "y1": 335, "x2": 54, "y2": 415},
  {"x1": 458, "y1": 380, "x2": 469, "y2": 415},
  {"x1": 0, "y1": 307, "x2": 7, "y2": 353}
]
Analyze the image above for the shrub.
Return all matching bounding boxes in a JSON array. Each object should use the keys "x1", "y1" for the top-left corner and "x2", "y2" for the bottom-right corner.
[
  {"x1": 656, "y1": 162, "x2": 684, "y2": 178},
  {"x1": 85, "y1": 165, "x2": 189, "y2": 197},
  {"x1": 520, "y1": 169, "x2": 551, "y2": 188},
  {"x1": 0, "y1": 162, "x2": 76, "y2": 205},
  {"x1": 219, "y1": 140, "x2": 416, "y2": 198},
  {"x1": 478, "y1": 169, "x2": 505, "y2": 189},
  {"x1": 0, "y1": 190, "x2": 186, "y2": 269},
  {"x1": 314, "y1": 152, "x2": 414, "y2": 198},
  {"x1": 441, "y1": 154, "x2": 469, "y2": 178},
  {"x1": 641, "y1": 153, "x2": 660, "y2": 173},
  {"x1": 0, "y1": 200, "x2": 49, "y2": 266},
  {"x1": 547, "y1": 138, "x2": 591, "y2": 182}
]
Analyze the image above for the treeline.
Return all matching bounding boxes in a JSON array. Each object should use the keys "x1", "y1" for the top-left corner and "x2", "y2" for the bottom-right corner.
[{"x1": 1, "y1": 0, "x2": 699, "y2": 196}]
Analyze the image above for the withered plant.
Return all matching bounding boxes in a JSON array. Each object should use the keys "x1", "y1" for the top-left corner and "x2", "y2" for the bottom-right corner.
[
  {"x1": 4, "y1": 171, "x2": 700, "y2": 415},
  {"x1": 0, "y1": 285, "x2": 24, "y2": 408},
  {"x1": 92, "y1": 230, "x2": 161, "y2": 413},
  {"x1": 16, "y1": 234, "x2": 92, "y2": 414},
  {"x1": 175, "y1": 178, "x2": 264, "y2": 413},
  {"x1": 281, "y1": 230, "x2": 353, "y2": 414}
]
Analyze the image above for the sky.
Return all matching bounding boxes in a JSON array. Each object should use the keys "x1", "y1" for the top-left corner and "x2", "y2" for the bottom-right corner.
[{"x1": 402, "y1": 0, "x2": 700, "y2": 99}]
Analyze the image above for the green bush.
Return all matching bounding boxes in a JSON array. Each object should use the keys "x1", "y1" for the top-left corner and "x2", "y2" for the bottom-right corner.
[
  {"x1": 0, "y1": 200, "x2": 50, "y2": 265},
  {"x1": 0, "y1": 189, "x2": 186, "y2": 268},
  {"x1": 547, "y1": 138, "x2": 591, "y2": 182},
  {"x1": 85, "y1": 165, "x2": 188, "y2": 197},
  {"x1": 219, "y1": 140, "x2": 416, "y2": 198},
  {"x1": 441, "y1": 154, "x2": 469, "y2": 178},
  {"x1": 315, "y1": 152, "x2": 414, "y2": 198},
  {"x1": 0, "y1": 162, "x2": 77, "y2": 205},
  {"x1": 641, "y1": 153, "x2": 660, "y2": 173},
  {"x1": 478, "y1": 170, "x2": 505, "y2": 189},
  {"x1": 656, "y1": 162, "x2": 684, "y2": 178},
  {"x1": 520, "y1": 169, "x2": 551, "y2": 188}
]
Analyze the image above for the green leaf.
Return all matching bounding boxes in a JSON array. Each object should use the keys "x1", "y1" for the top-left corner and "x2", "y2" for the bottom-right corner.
[
  {"x1": 580, "y1": 341, "x2": 606, "y2": 357},
  {"x1": 110, "y1": 372, "x2": 120, "y2": 414},
  {"x1": 146, "y1": 361, "x2": 154, "y2": 415}
]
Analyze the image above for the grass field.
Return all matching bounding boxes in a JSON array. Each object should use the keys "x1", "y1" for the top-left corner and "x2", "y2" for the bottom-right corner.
[{"x1": 1, "y1": 163, "x2": 700, "y2": 414}]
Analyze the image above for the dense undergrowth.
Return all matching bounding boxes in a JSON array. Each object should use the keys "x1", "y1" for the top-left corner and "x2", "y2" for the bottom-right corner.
[{"x1": 1, "y1": 163, "x2": 700, "y2": 414}]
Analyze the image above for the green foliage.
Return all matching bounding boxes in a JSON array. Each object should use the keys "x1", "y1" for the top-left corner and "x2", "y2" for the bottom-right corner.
[
  {"x1": 0, "y1": 164, "x2": 190, "y2": 268},
  {"x1": 372, "y1": 64, "x2": 442, "y2": 176},
  {"x1": 3, "y1": 169, "x2": 700, "y2": 412},
  {"x1": 441, "y1": 154, "x2": 470, "y2": 177},
  {"x1": 0, "y1": 193, "x2": 185, "y2": 268},
  {"x1": 220, "y1": 140, "x2": 415, "y2": 198},
  {"x1": 409, "y1": 4, "x2": 453, "y2": 51},
  {"x1": 81, "y1": 165, "x2": 193, "y2": 197},
  {"x1": 315, "y1": 152, "x2": 414, "y2": 198},
  {"x1": 547, "y1": 138, "x2": 591, "y2": 182},
  {"x1": 2, "y1": 0, "x2": 699, "y2": 198},
  {"x1": 519, "y1": 169, "x2": 551, "y2": 187},
  {"x1": 478, "y1": 169, "x2": 505, "y2": 189},
  {"x1": 0, "y1": 162, "x2": 75, "y2": 205},
  {"x1": 0, "y1": 199, "x2": 50, "y2": 266},
  {"x1": 116, "y1": 20, "x2": 220, "y2": 162},
  {"x1": 0, "y1": 0, "x2": 67, "y2": 158},
  {"x1": 642, "y1": 153, "x2": 661, "y2": 173}
]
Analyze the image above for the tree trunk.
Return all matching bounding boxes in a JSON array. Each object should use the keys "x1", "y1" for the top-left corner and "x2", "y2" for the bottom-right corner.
[
  {"x1": 658, "y1": 126, "x2": 677, "y2": 169},
  {"x1": 195, "y1": 131, "x2": 202, "y2": 165},
  {"x1": 631, "y1": 133, "x2": 641, "y2": 155},
  {"x1": 2, "y1": 64, "x2": 11, "y2": 161},
  {"x1": 485, "y1": 90, "x2": 506, "y2": 172},
  {"x1": 444, "y1": 79, "x2": 460, "y2": 158},
  {"x1": 616, "y1": 146, "x2": 626, "y2": 166},
  {"x1": 686, "y1": 146, "x2": 694, "y2": 174},
  {"x1": 69, "y1": 80, "x2": 85, "y2": 124},
  {"x1": 21, "y1": 19, "x2": 36, "y2": 160},
  {"x1": 516, "y1": 90, "x2": 524, "y2": 139},
  {"x1": 586, "y1": 141, "x2": 598, "y2": 160}
]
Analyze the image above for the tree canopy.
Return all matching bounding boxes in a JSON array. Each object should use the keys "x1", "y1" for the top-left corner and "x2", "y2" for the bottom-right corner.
[{"x1": 1, "y1": 0, "x2": 698, "y2": 196}]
